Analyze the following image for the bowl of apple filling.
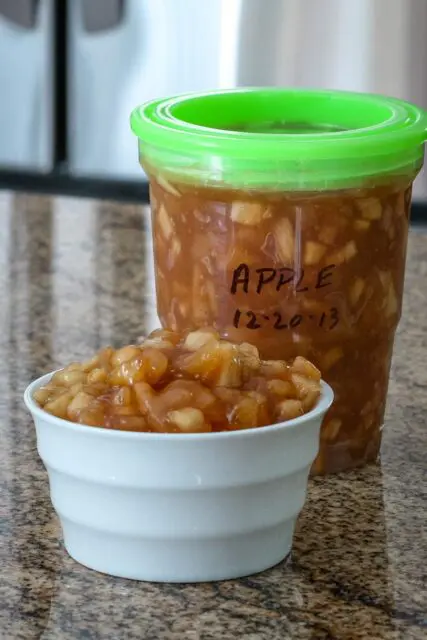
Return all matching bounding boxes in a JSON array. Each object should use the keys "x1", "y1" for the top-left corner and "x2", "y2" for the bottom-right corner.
[{"x1": 24, "y1": 327, "x2": 333, "y2": 582}]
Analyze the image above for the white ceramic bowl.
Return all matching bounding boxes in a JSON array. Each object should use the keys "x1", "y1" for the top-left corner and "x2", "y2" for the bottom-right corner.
[{"x1": 24, "y1": 372, "x2": 333, "y2": 583}]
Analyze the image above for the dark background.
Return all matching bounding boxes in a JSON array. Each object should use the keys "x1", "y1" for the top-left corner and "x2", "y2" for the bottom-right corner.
[{"x1": 0, "y1": 0, "x2": 426, "y2": 223}]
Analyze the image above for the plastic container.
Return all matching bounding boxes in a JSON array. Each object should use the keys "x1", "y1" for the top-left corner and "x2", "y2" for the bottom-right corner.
[
  {"x1": 24, "y1": 372, "x2": 333, "y2": 583},
  {"x1": 130, "y1": 88, "x2": 427, "y2": 474}
]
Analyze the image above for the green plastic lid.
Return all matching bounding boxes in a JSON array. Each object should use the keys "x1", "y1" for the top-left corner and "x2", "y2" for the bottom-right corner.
[{"x1": 130, "y1": 88, "x2": 427, "y2": 190}]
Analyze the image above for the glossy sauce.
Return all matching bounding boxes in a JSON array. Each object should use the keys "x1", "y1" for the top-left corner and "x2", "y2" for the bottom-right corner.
[
  {"x1": 34, "y1": 328, "x2": 321, "y2": 434},
  {"x1": 150, "y1": 176, "x2": 412, "y2": 473}
]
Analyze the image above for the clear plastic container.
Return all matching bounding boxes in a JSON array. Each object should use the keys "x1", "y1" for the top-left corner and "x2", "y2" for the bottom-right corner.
[{"x1": 131, "y1": 88, "x2": 427, "y2": 474}]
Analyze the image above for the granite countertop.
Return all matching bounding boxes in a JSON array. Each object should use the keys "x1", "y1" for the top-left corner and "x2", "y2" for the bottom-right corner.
[{"x1": 0, "y1": 191, "x2": 426, "y2": 640}]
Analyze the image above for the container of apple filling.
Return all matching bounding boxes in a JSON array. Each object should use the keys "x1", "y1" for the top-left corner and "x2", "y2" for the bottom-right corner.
[{"x1": 130, "y1": 88, "x2": 427, "y2": 474}]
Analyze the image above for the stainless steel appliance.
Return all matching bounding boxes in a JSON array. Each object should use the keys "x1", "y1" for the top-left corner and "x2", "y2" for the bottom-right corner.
[
  {"x1": 0, "y1": 0, "x2": 55, "y2": 171},
  {"x1": 1, "y1": 0, "x2": 427, "y2": 200},
  {"x1": 66, "y1": 0, "x2": 427, "y2": 198},
  {"x1": 67, "y1": 0, "x2": 227, "y2": 179}
]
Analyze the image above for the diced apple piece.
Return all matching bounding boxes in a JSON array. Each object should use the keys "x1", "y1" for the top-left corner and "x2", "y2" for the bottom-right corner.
[
  {"x1": 51, "y1": 368, "x2": 87, "y2": 387},
  {"x1": 157, "y1": 174, "x2": 181, "y2": 196},
  {"x1": 205, "y1": 279, "x2": 218, "y2": 316},
  {"x1": 382, "y1": 205, "x2": 395, "y2": 240},
  {"x1": 157, "y1": 204, "x2": 174, "y2": 240},
  {"x1": 178, "y1": 301, "x2": 189, "y2": 319},
  {"x1": 112, "y1": 386, "x2": 133, "y2": 406},
  {"x1": 274, "y1": 218, "x2": 295, "y2": 263},
  {"x1": 193, "y1": 209, "x2": 207, "y2": 223},
  {"x1": 96, "y1": 347, "x2": 114, "y2": 371},
  {"x1": 291, "y1": 356, "x2": 321, "y2": 381},
  {"x1": 169, "y1": 237, "x2": 182, "y2": 266},
  {"x1": 111, "y1": 345, "x2": 141, "y2": 367},
  {"x1": 44, "y1": 391, "x2": 73, "y2": 419},
  {"x1": 108, "y1": 415, "x2": 148, "y2": 431},
  {"x1": 357, "y1": 197, "x2": 382, "y2": 220},
  {"x1": 246, "y1": 390, "x2": 267, "y2": 404},
  {"x1": 301, "y1": 390, "x2": 319, "y2": 412},
  {"x1": 141, "y1": 348, "x2": 169, "y2": 385},
  {"x1": 77, "y1": 403, "x2": 106, "y2": 427},
  {"x1": 379, "y1": 271, "x2": 399, "y2": 317},
  {"x1": 341, "y1": 240, "x2": 358, "y2": 261},
  {"x1": 302, "y1": 298, "x2": 324, "y2": 313},
  {"x1": 87, "y1": 367, "x2": 107, "y2": 384},
  {"x1": 144, "y1": 328, "x2": 178, "y2": 351},
  {"x1": 113, "y1": 405, "x2": 139, "y2": 416},
  {"x1": 246, "y1": 390, "x2": 271, "y2": 425},
  {"x1": 214, "y1": 387, "x2": 240, "y2": 406},
  {"x1": 167, "y1": 407, "x2": 209, "y2": 433},
  {"x1": 277, "y1": 399, "x2": 304, "y2": 421},
  {"x1": 363, "y1": 412, "x2": 375, "y2": 431},
  {"x1": 230, "y1": 395, "x2": 260, "y2": 428},
  {"x1": 354, "y1": 219, "x2": 371, "y2": 231},
  {"x1": 260, "y1": 360, "x2": 290, "y2": 379},
  {"x1": 322, "y1": 418, "x2": 342, "y2": 441},
  {"x1": 321, "y1": 347, "x2": 344, "y2": 371},
  {"x1": 33, "y1": 386, "x2": 51, "y2": 405},
  {"x1": 149, "y1": 186, "x2": 158, "y2": 210},
  {"x1": 108, "y1": 359, "x2": 144, "y2": 386},
  {"x1": 385, "y1": 280, "x2": 398, "y2": 318},
  {"x1": 134, "y1": 382, "x2": 171, "y2": 432},
  {"x1": 291, "y1": 373, "x2": 320, "y2": 410},
  {"x1": 176, "y1": 341, "x2": 223, "y2": 382},
  {"x1": 329, "y1": 240, "x2": 357, "y2": 264},
  {"x1": 304, "y1": 241, "x2": 326, "y2": 266},
  {"x1": 67, "y1": 362, "x2": 84, "y2": 371},
  {"x1": 291, "y1": 373, "x2": 313, "y2": 396},
  {"x1": 38, "y1": 385, "x2": 64, "y2": 403},
  {"x1": 148, "y1": 328, "x2": 181, "y2": 345},
  {"x1": 239, "y1": 342, "x2": 261, "y2": 377},
  {"x1": 67, "y1": 391, "x2": 93, "y2": 419},
  {"x1": 378, "y1": 270, "x2": 390, "y2": 288},
  {"x1": 216, "y1": 343, "x2": 242, "y2": 388},
  {"x1": 81, "y1": 353, "x2": 100, "y2": 372},
  {"x1": 133, "y1": 382, "x2": 156, "y2": 414},
  {"x1": 192, "y1": 265, "x2": 212, "y2": 325},
  {"x1": 184, "y1": 328, "x2": 219, "y2": 351},
  {"x1": 83, "y1": 382, "x2": 108, "y2": 397},
  {"x1": 108, "y1": 350, "x2": 167, "y2": 386},
  {"x1": 350, "y1": 277, "x2": 365, "y2": 306},
  {"x1": 231, "y1": 201, "x2": 272, "y2": 226},
  {"x1": 169, "y1": 380, "x2": 223, "y2": 422},
  {"x1": 267, "y1": 379, "x2": 296, "y2": 397},
  {"x1": 143, "y1": 338, "x2": 175, "y2": 351},
  {"x1": 134, "y1": 382, "x2": 156, "y2": 415},
  {"x1": 248, "y1": 390, "x2": 271, "y2": 425}
]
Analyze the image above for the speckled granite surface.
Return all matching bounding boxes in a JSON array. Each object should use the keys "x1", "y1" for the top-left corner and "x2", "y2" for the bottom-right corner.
[{"x1": 0, "y1": 191, "x2": 426, "y2": 640}]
